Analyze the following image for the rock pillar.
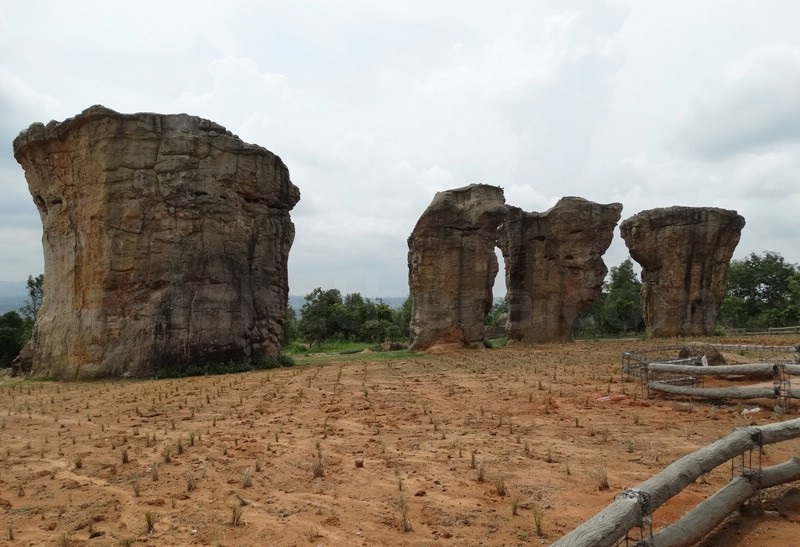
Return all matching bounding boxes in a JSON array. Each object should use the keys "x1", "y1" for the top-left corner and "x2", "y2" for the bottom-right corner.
[
  {"x1": 620, "y1": 206, "x2": 745, "y2": 337},
  {"x1": 498, "y1": 197, "x2": 622, "y2": 343},
  {"x1": 12, "y1": 105, "x2": 300, "y2": 379}
]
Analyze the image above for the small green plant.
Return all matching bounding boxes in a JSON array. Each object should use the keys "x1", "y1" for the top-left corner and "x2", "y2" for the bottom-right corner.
[
  {"x1": 533, "y1": 504, "x2": 544, "y2": 537},
  {"x1": 162, "y1": 446, "x2": 172, "y2": 463},
  {"x1": 189, "y1": 431, "x2": 196, "y2": 446}
]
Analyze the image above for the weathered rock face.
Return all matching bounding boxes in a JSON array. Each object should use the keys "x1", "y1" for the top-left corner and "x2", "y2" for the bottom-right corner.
[
  {"x1": 498, "y1": 197, "x2": 622, "y2": 343},
  {"x1": 12, "y1": 105, "x2": 300, "y2": 379},
  {"x1": 620, "y1": 207, "x2": 745, "y2": 337},
  {"x1": 408, "y1": 184, "x2": 508, "y2": 350}
]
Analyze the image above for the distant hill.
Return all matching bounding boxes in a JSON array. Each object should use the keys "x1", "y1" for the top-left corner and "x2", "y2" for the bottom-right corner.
[{"x1": 0, "y1": 281, "x2": 27, "y2": 314}]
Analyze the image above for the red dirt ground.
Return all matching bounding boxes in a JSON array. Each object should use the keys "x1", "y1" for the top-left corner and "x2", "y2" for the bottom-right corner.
[{"x1": 1, "y1": 335, "x2": 798, "y2": 546}]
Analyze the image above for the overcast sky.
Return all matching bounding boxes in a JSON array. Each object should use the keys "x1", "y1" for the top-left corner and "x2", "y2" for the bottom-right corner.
[{"x1": 1, "y1": 1, "x2": 799, "y2": 297}]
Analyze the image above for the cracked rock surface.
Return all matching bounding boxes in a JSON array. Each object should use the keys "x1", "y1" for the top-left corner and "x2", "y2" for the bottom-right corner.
[
  {"x1": 13, "y1": 105, "x2": 300, "y2": 379},
  {"x1": 620, "y1": 206, "x2": 744, "y2": 337},
  {"x1": 498, "y1": 197, "x2": 622, "y2": 343},
  {"x1": 407, "y1": 184, "x2": 508, "y2": 350}
]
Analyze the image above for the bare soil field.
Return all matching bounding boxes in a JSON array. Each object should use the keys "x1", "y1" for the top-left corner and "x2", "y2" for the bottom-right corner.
[{"x1": 1, "y1": 336, "x2": 799, "y2": 547}]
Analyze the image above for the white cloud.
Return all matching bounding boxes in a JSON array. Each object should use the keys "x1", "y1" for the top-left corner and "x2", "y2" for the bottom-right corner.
[
  {"x1": 2, "y1": 0, "x2": 800, "y2": 291},
  {"x1": 674, "y1": 44, "x2": 800, "y2": 159}
]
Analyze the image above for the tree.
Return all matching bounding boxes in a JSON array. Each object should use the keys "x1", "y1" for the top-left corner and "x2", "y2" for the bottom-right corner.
[
  {"x1": 394, "y1": 297, "x2": 412, "y2": 339},
  {"x1": 0, "y1": 311, "x2": 27, "y2": 367},
  {"x1": 298, "y1": 288, "x2": 344, "y2": 345},
  {"x1": 720, "y1": 251, "x2": 800, "y2": 328},
  {"x1": 283, "y1": 305, "x2": 298, "y2": 345},
  {"x1": 485, "y1": 297, "x2": 508, "y2": 326},
  {"x1": 20, "y1": 274, "x2": 44, "y2": 321},
  {"x1": 601, "y1": 259, "x2": 643, "y2": 334}
]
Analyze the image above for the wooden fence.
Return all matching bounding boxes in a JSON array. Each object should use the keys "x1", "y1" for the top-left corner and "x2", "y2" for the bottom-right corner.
[{"x1": 551, "y1": 418, "x2": 800, "y2": 547}]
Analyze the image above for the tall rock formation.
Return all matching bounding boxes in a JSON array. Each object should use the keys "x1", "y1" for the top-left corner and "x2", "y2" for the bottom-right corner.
[
  {"x1": 620, "y1": 206, "x2": 745, "y2": 337},
  {"x1": 498, "y1": 197, "x2": 622, "y2": 343},
  {"x1": 12, "y1": 105, "x2": 300, "y2": 379},
  {"x1": 408, "y1": 184, "x2": 508, "y2": 350}
]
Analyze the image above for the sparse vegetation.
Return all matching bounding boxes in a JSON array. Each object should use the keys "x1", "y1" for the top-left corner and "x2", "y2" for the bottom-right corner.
[{"x1": 144, "y1": 511, "x2": 157, "y2": 533}]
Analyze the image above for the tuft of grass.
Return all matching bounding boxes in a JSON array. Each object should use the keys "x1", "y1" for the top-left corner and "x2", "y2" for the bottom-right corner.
[
  {"x1": 162, "y1": 446, "x2": 172, "y2": 463},
  {"x1": 394, "y1": 493, "x2": 412, "y2": 532},
  {"x1": 241, "y1": 467, "x2": 253, "y2": 488},
  {"x1": 230, "y1": 503, "x2": 244, "y2": 526},
  {"x1": 590, "y1": 465, "x2": 610, "y2": 491},
  {"x1": 493, "y1": 474, "x2": 507, "y2": 496},
  {"x1": 144, "y1": 511, "x2": 157, "y2": 533},
  {"x1": 476, "y1": 461, "x2": 486, "y2": 483},
  {"x1": 186, "y1": 471, "x2": 196, "y2": 492},
  {"x1": 533, "y1": 505, "x2": 544, "y2": 537},
  {"x1": 312, "y1": 442, "x2": 326, "y2": 478},
  {"x1": 510, "y1": 491, "x2": 522, "y2": 516}
]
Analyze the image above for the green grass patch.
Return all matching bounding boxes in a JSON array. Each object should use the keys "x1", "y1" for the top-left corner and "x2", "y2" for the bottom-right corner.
[
  {"x1": 153, "y1": 354, "x2": 294, "y2": 379},
  {"x1": 292, "y1": 349, "x2": 419, "y2": 366}
]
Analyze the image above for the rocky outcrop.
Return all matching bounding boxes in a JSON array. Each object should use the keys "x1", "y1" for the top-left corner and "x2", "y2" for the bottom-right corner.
[
  {"x1": 498, "y1": 197, "x2": 622, "y2": 343},
  {"x1": 620, "y1": 207, "x2": 744, "y2": 337},
  {"x1": 408, "y1": 184, "x2": 508, "y2": 350},
  {"x1": 12, "y1": 105, "x2": 300, "y2": 379}
]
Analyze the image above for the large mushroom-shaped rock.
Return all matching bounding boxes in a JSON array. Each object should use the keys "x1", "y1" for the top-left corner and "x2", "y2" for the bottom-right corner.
[
  {"x1": 498, "y1": 197, "x2": 622, "y2": 343},
  {"x1": 12, "y1": 105, "x2": 300, "y2": 379},
  {"x1": 408, "y1": 184, "x2": 508, "y2": 350},
  {"x1": 620, "y1": 206, "x2": 744, "y2": 337}
]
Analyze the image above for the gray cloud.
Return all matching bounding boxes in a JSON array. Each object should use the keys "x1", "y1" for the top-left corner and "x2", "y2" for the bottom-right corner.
[
  {"x1": 1, "y1": 1, "x2": 799, "y2": 291},
  {"x1": 674, "y1": 44, "x2": 800, "y2": 159}
]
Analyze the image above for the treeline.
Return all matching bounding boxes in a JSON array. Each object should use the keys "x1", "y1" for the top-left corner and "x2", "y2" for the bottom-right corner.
[
  {"x1": 287, "y1": 288, "x2": 411, "y2": 347},
  {"x1": 719, "y1": 251, "x2": 800, "y2": 329},
  {"x1": 3, "y1": 251, "x2": 798, "y2": 365},
  {"x1": 573, "y1": 251, "x2": 800, "y2": 337}
]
